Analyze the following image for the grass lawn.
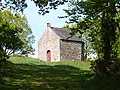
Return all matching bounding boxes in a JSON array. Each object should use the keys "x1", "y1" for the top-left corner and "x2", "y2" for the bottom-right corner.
[{"x1": 0, "y1": 57, "x2": 120, "y2": 90}]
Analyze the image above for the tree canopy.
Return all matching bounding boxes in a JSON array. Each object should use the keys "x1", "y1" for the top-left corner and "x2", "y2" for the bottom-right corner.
[
  {"x1": 0, "y1": 10, "x2": 35, "y2": 60},
  {"x1": 63, "y1": 0, "x2": 120, "y2": 75},
  {"x1": 0, "y1": 0, "x2": 68, "y2": 15}
]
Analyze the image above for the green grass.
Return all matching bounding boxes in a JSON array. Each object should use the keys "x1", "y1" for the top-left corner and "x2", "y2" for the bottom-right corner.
[{"x1": 0, "y1": 57, "x2": 120, "y2": 90}]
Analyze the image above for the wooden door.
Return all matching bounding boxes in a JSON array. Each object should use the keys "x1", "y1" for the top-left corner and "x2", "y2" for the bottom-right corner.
[{"x1": 47, "y1": 50, "x2": 51, "y2": 62}]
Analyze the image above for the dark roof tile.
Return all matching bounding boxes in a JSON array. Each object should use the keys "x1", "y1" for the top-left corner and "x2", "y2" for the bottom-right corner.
[{"x1": 52, "y1": 27, "x2": 81, "y2": 41}]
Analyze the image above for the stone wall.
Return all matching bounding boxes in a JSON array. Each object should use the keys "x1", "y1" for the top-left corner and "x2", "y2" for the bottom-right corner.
[
  {"x1": 60, "y1": 40, "x2": 84, "y2": 61},
  {"x1": 38, "y1": 27, "x2": 60, "y2": 62}
]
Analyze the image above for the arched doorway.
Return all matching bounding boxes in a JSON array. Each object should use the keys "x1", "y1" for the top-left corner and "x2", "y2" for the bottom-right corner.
[{"x1": 47, "y1": 50, "x2": 51, "y2": 62}]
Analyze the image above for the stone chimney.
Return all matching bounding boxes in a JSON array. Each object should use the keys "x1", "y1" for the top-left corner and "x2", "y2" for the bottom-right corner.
[{"x1": 47, "y1": 23, "x2": 51, "y2": 28}]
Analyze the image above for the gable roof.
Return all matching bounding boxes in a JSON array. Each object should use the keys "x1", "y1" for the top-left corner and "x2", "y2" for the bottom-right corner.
[{"x1": 52, "y1": 27, "x2": 81, "y2": 41}]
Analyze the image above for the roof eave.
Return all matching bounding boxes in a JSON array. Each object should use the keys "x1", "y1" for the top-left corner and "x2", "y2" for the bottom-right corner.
[{"x1": 60, "y1": 39, "x2": 84, "y2": 44}]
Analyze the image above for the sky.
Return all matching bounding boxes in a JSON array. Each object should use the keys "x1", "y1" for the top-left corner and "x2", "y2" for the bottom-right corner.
[{"x1": 24, "y1": 1, "x2": 68, "y2": 58}]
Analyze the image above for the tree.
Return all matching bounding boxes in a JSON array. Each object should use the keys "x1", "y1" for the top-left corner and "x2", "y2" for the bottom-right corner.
[
  {"x1": 62, "y1": 0, "x2": 120, "y2": 75},
  {"x1": 0, "y1": 0, "x2": 68, "y2": 15},
  {"x1": 0, "y1": 10, "x2": 35, "y2": 61}
]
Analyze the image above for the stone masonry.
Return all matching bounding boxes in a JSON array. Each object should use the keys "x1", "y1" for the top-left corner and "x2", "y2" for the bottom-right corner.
[
  {"x1": 38, "y1": 23, "x2": 60, "y2": 62},
  {"x1": 38, "y1": 23, "x2": 84, "y2": 62},
  {"x1": 60, "y1": 40, "x2": 84, "y2": 61}
]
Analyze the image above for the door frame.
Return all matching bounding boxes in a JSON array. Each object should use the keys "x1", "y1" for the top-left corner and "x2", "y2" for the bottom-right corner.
[{"x1": 47, "y1": 50, "x2": 51, "y2": 62}]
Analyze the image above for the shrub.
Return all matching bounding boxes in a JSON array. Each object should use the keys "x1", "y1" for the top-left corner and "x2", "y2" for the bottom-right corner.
[{"x1": 91, "y1": 59, "x2": 120, "y2": 76}]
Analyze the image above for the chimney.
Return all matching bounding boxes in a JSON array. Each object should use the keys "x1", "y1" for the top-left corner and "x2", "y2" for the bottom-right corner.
[{"x1": 47, "y1": 23, "x2": 51, "y2": 28}]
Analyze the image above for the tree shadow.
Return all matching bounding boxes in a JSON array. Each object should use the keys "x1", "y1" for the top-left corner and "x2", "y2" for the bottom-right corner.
[{"x1": 0, "y1": 61, "x2": 120, "y2": 90}]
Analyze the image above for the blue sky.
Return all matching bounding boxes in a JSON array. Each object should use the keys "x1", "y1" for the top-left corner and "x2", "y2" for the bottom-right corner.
[{"x1": 24, "y1": 1, "x2": 68, "y2": 58}]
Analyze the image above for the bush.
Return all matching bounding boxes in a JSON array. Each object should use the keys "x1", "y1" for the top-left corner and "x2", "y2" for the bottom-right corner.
[{"x1": 91, "y1": 59, "x2": 120, "y2": 76}]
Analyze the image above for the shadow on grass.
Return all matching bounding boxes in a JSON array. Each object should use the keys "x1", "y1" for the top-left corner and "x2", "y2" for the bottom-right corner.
[{"x1": 0, "y1": 61, "x2": 120, "y2": 90}]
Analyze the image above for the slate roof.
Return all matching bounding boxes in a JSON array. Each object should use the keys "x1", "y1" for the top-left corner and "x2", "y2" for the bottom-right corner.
[{"x1": 52, "y1": 27, "x2": 81, "y2": 41}]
